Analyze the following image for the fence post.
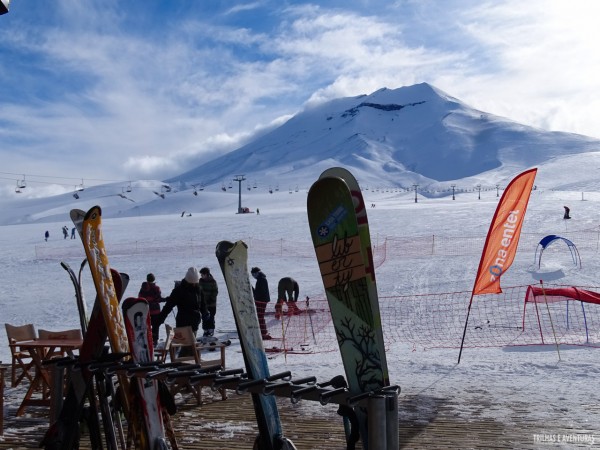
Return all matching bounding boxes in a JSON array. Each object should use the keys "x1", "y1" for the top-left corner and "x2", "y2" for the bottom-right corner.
[{"x1": 431, "y1": 235, "x2": 435, "y2": 255}]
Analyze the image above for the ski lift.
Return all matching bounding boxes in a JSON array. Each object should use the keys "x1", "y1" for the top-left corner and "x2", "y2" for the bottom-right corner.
[
  {"x1": 17, "y1": 176, "x2": 26, "y2": 189},
  {"x1": 275, "y1": 184, "x2": 279, "y2": 191},
  {"x1": 15, "y1": 180, "x2": 22, "y2": 193},
  {"x1": 126, "y1": 181, "x2": 132, "y2": 193},
  {"x1": 73, "y1": 186, "x2": 80, "y2": 199},
  {"x1": 295, "y1": 186, "x2": 299, "y2": 192},
  {"x1": 228, "y1": 181, "x2": 233, "y2": 189},
  {"x1": 253, "y1": 180, "x2": 257, "y2": 189},
  {"x1": 247, "y1": 184, "x2": 251, "y2": 191}
]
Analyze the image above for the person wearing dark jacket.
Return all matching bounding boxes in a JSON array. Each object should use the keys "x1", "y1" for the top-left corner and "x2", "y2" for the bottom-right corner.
[
  {"x1": 158, "y1": 267, "x2": 208, "y2": 343},
  {"x1": 276, "y1": 277, "x2": 300, "y2": 318},
  {"x1": 251, "y1": 267, "x2": 271, "y2": 339},
  {"x1": 138, "y1": 273, "x2": 165, "y2": 346},
  {"x1": 199, "y1": 267, "x2": 218, "y2": 337}
]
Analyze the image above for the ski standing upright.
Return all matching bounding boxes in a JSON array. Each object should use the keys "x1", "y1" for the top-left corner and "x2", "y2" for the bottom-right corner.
[
  {"x1": 216, "y1": 240, "x2": 297, "y2": 450},
  {"x1": 307, "y1": 171, "x2": 392, "y2": 449}
]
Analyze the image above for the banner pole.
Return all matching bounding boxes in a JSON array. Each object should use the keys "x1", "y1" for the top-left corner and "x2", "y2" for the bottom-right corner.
[
  {"x1": 457, "y1": 291, "x2": 475, "y2": 364},
  {"x1": 540, "y1": 280, "x2": 561, "y2": 361}
]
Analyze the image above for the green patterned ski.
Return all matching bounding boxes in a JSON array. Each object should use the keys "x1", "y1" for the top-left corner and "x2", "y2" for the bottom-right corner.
[{"x1": 307, "y1": 175, "x2": 389, "y2": 448}]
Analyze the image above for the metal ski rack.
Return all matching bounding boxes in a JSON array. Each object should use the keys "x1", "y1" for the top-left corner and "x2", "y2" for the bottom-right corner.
[{"x1": 57, "y1": 357, "x2": 401, "y2": 450}]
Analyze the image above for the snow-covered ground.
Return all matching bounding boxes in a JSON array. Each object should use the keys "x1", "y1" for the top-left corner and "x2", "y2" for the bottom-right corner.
[{"x1": 2, "y1": 181, "x2": 600, "y2": 446}]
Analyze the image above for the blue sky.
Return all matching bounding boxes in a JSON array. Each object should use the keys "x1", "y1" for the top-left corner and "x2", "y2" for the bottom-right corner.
[{"x1": 1, "y1": 0, "x2": 600, "y2": 198}]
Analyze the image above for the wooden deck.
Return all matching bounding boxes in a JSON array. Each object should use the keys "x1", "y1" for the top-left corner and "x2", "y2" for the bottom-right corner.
[{"x1": 1, "y1": 367, "x2": 598, "y2": 449}]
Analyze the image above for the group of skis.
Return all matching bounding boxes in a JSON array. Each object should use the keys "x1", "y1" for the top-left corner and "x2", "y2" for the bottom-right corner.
[{"x1": 41, "y1": 167, "x2": 398, "y2": 450}]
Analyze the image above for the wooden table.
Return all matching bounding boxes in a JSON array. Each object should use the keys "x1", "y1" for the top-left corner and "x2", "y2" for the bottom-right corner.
[{"x1": 15, "y1": 339, "x2": 82, "y2": 417}]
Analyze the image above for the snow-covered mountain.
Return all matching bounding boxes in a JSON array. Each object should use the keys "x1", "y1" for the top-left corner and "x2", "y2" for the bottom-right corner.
[
  {"x1": 168, "y1": 82, "x2": 600, "y2": 191},
  {"x1": 2, "y1": 82, "x2": 600, "y2": 225}
]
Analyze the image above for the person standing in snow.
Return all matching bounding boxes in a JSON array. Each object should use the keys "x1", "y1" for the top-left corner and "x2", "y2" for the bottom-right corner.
[
  {"x1": 44, "y1": 230, "x2": 49, "y2": 241},
  {"x1": 199, "y1": 267, "x2": 218, "y2": 337},
  {"x1": 251, "y1": 267, "x2": 271, "y2": 339},
  {"x1": 564, "y1": 206, "x2": 571, "y2": 219},
  {"x1": 138, "y1": 273, "x2": 165, "y2": 346},
  {"x1": 275, "y1": 277, "x2": 300, "y2": 319},
  {"x1": 157, "y1": 267, "x2": 209, "y2": 350}
]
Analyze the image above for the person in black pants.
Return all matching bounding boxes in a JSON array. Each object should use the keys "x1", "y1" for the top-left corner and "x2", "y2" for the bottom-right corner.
[{"x1": 251, "y1": 267, "x2": 271, "y2": 339}]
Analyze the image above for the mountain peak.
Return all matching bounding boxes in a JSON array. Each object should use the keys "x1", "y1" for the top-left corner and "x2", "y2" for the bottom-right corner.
[{"x1": 168, "y1": 83, "x2": 600, "y2": 191}]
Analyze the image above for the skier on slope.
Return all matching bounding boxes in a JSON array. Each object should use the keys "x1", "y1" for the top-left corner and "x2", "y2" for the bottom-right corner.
[
  {"x1": 199, "y1": 267, "x2": 218, "y2": 337},
  {"x1": 157, "y1": 267, "x2": 209, "y2": 354},
  {"x1": 138, "y1": 273, "x2": 165, "y2": 346},
  {"x1": 251, "y1": 267, "x2": 272, "y2": 339},
  {"x1": 275, "y1": 277, "x2": 300, "y2": 319}
]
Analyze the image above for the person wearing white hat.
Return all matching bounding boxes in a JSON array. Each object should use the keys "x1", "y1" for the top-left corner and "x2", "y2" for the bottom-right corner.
[{"x1": 157, "y1": 267, "x2": 209, "y2": 349}]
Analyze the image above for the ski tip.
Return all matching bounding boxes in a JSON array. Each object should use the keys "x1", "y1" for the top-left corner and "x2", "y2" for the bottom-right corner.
[
  {"x1": 215, "y1": 240, "x2": 248, "y2": 261},
  {"x1": 215, "y1": 240, "x2": 235, "y2": 261},
  {"x1": 83, "y1": 205, "x2": 102, "y2": 221}
]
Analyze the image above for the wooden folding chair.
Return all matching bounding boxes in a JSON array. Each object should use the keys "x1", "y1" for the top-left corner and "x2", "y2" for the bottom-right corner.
[
  {"x1": 168, "y1": 326, "x2": 202, "y2": 404},
  {"x1": 5, "y1": 323, "x2": 36, "y2": 387},
  {"x1": 155, "y1": 324, "x2": 174, "y2": 363},
  {"x1": 169, "y1": 326, "x2": 227, "y2": 402}
]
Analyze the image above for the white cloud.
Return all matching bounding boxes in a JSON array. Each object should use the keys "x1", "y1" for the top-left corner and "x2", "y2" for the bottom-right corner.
[{"x1": 2, "y1": 0, "x2": 600, "y2": 199}]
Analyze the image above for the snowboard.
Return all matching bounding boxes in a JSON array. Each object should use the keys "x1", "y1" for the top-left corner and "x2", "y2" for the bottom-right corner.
[
  {"x1": 216, "y1": 240, "x2": 297, "y2": 450},
  {"x1": 307, "y1": 175, "x2": 390, "y2": 448},
  {"x1": 122, "y1": 297, "x2": 169, "y2": 450}
]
